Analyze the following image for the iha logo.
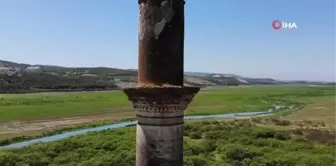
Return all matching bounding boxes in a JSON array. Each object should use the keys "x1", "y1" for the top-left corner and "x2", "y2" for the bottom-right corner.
[{"x1": 272, "y1": 20, "x2": 298, "y2": 30}]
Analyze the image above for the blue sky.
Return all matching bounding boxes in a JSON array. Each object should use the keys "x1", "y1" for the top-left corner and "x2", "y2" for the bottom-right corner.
[{"x1": 0, "y1": 0, "x2": 335, "y2": 81}]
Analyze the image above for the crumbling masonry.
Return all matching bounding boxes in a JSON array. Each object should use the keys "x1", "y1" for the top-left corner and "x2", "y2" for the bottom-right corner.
[{"x1": 123, "y1": 0, "x2": 199, "y2": 166}]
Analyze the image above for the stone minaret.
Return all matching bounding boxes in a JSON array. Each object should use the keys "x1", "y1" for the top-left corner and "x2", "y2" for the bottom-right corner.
[{"x1": 123, "y1": 0, "x2": 199, "y2": 166}]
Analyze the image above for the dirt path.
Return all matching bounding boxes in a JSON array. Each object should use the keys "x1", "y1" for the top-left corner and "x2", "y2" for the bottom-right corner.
[
  {"x1": 0, "y1": 101, "x2": 296, "y2": 136},
  {"x1": 0, "y1": 104, "x2": 229, "y2": 135},
  {"x1": 0, "y1": 111, "x2": 257, "y2": 135},
  {"x1": 0, "y1": 112, "x2": 135, "y2": 135}
]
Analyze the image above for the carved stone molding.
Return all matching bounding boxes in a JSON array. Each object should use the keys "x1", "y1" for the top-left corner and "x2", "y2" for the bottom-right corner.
[
  {"x1": 123, "y1": 87, "x2": 199, "y2": 113},
  {"x1": 123, "y1": 87, "x2": 199, "y2": 126}
]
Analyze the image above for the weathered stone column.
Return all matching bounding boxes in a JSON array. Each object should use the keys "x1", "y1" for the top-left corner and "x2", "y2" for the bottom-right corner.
[
  {"x1": 123, "y1": 0, "x2": 199, "y2": 166},
  {"x1": 123, "y1": 87, "x2": 199, "y2": 166}
]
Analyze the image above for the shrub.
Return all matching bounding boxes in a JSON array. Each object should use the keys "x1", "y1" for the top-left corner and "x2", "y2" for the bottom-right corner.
[{"x1": 189, "y1": 131, "x2": 202, "y2": 139}]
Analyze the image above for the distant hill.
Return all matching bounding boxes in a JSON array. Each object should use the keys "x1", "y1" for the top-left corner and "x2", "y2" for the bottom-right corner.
[
  {"x1": 0, "y1": 60, "x2": 31, "y2": 69},
  {"x1": 0, "y1": 59, "x2": 333, "y2": 93}
]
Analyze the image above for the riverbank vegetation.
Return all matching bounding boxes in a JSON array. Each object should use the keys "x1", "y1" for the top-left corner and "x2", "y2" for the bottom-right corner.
[
  {"x1": 1, "y1": 86, "x2": 334, "y2": 121},
  {"x1": 0, "y1": 86, "x2": 334, "y2": 145},
  {"x1": 0, "y1": 119, "x2": 134, "y2": 146},
  {"x1": 0, "y1": 119, "x2": 334, "y2": 166},
  {"x1": 0, "y1": 86, "x2": 334, "y2": 165}
]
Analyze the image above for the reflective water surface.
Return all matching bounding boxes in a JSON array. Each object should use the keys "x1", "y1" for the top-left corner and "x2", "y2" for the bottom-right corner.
[{"x1": 0, "y1": 105, "x2": 286, "y2": 149}]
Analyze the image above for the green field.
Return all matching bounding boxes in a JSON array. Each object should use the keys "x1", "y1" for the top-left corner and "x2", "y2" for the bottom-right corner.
[
  {"x1": 0, "y1": 85, "x2": 335, "y2": 144},
  {"x1": 1, "y1": 86, "x2": 334, "y2": 122},
  {"x1": 0, "y1": 119, "x2": 335, "y2": 166},
  {"x1": 0, "y1": 85, "x2": 335, "y2": 165}
]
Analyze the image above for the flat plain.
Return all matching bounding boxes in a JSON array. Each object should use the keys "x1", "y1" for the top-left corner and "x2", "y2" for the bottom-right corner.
[
  {"x1": 0, "y1": 85, "x2": 335, "y2": 165},
  {"x1": 0, "y1": 85, "x2": 334, "y2": 139},
  {"x1": 1, "y1": 85, "x2": 334, "y2": 121}
]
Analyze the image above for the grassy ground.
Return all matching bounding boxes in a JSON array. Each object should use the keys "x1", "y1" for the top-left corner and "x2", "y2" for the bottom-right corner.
[
  {"x1": 283, "y1": 96, "x2": 335, "y2": 126},
  {"x1": 0, "y1": 91, "x2": 130, "y2": 121},
  {"x1": 0, "y1": 85, "x2": 334, "y2": 145},
  {"x1": 1, "y1": 86, "x2": 334, "y2": 122},
  {"x1": 0, "y1": 86, "x2": 334, "y2": 165},
  {"x1": 0, "y1": 119, "x2": 334, "y2": 166}
]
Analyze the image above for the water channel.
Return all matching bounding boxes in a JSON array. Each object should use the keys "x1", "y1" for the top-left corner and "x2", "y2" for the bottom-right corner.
[{"x1": 0, "y1": 105, "x2": 287, "y2": 150}]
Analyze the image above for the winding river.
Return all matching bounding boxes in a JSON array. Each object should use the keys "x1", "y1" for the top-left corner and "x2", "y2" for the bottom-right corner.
[{"x1": 0, "y1": 105, "x2": 287, "y2": 150}]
